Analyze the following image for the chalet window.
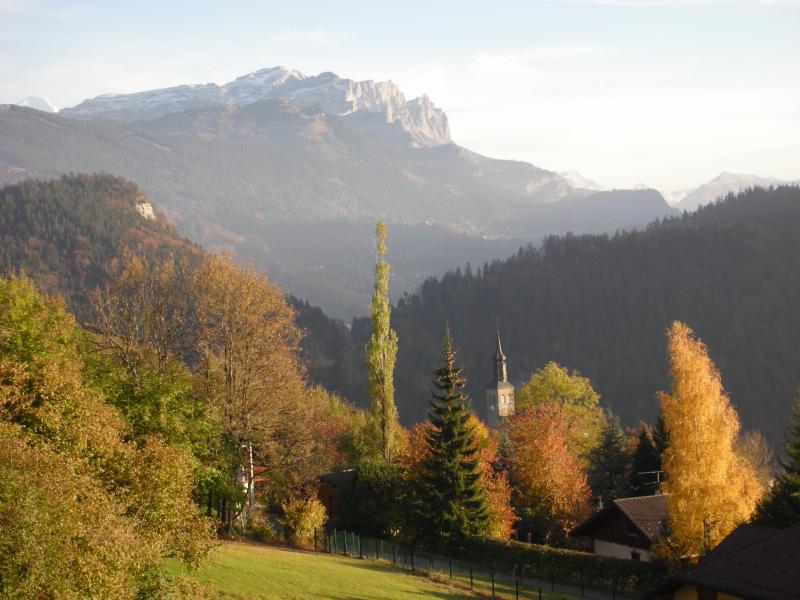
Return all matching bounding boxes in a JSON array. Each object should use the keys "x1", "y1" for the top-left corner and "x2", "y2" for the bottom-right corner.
[{"x1": 630, "y1": 550, "x2": 641, "y2": 561}]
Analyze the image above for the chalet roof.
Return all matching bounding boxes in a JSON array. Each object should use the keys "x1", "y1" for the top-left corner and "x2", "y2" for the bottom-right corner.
[
  {"x1": 655, "y1": 524, "x2": 800, "y2": 600},
  {"x1": 318, "y1": 469, "x2": 356, "y2": 489},
  {"x1": 572, "y1": 494, "x2": 668, "y2": 543}
]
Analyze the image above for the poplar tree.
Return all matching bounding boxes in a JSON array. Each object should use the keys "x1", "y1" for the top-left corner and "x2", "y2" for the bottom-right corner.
[
  {"x1": 658, "y1": 322, "x2": 762, "y2": 559},
  {"x1": 364, "y1": 221, "x2": 401, "y2": 462},
  {"x1": 416, "y1": 330, "x2": 488, "y2": 543},
  {"x1": 753, "y1": 389, "x2": 800, "y2": 528}
]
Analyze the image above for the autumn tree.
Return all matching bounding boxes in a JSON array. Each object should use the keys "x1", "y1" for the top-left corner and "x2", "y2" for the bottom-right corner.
[
  {"x1": 0, "y1": 275, "x2": 211, "y2": 599},
  {"x1": 754, "y1": 389, "x2": 800, "y2": 528},
  {"x1": 516, "y1": 361, "x2": 606, "y2": 461},
  {"x1": 414, "y1": 331, "x2": 488, "y2": 544},
  {"x1": 587, "y1": 411, "x2": 631, "y2": 506},
  {"x1": 657, "y1": 321, "x2": 762, "y2": 559},
  {"x1": 507, "y1": 402, "x2": 590, "y2": 543},
  {"x1": 91, "y1": 252, "x2": 195, "y2": 382},
  {"x1": 736, "y1": 430, "x2": 775, "y2": 489},
  {"x1": 363, "y1": 221, "x2": 402, "y2": 462},
  {"x1": 193, "y1": 253, "x2": 307, "y2": 526}
]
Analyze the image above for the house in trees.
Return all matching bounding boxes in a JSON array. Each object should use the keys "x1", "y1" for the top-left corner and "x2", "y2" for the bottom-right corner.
[
  {"x1": 485, "y1": 328, "x2": 515, "y2": 428},
  {"x1": 317, "y1": 469, "x2": 355, "y2": 522},
  {"x1": 571, "y1": 495, "x2": 668, "y2": 561},
  {"x1": 646, "y1": 523, "x2": 800, "y2": 600}
]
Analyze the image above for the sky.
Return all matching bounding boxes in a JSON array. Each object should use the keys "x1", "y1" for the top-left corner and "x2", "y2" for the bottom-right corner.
[{"x1": 1, "y1": 0, "x2": 798, "y2": 190}]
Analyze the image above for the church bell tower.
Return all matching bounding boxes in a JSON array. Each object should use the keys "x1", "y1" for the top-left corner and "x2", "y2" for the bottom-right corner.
[{"x1": 486, "y1": 324, "x2": 515, "y2": 428}]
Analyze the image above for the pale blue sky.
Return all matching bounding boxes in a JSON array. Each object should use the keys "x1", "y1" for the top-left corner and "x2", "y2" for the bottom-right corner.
[{"x1": 1, "y1": 0, "x2": 798, "y2": 190}]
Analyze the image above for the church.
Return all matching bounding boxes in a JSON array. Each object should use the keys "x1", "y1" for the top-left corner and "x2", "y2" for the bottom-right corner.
[{"x1": 485, "y1": 328, "x2": 515, "y2": 428}]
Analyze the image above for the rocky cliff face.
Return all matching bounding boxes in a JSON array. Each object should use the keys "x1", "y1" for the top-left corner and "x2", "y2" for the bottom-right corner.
[{"x1": 61, "y1": 66, "x2": 451, "y2": 147}]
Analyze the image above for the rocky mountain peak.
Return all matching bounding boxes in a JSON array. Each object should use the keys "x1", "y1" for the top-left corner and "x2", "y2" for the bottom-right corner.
[{"x1": 60, "y1": 66, "x2": 451, "y2": 147}]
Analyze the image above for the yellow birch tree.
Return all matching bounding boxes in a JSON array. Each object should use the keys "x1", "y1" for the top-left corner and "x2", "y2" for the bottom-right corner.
[{"x1": 658, "y1": 321, "x2": 762, "y2": 559}]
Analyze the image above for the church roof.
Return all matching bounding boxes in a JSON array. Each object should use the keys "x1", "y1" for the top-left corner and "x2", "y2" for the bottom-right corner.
[{"x1": 495, "y1": 329, "x2": 506, "y2": 361}]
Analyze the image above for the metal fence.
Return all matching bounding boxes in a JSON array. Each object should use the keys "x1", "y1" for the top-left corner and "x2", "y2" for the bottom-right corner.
[{"x1": 314, "y1": 528, "x2": 636, "y2": 600}]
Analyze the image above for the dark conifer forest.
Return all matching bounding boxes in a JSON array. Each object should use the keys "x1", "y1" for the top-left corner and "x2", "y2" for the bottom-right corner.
[{"x1": 375, "y1": 186, "x2": 800, "y2": 447}]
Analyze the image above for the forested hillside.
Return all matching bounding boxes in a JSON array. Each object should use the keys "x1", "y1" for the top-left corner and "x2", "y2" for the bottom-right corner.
[
  {"x1": 0, "y1": 174, "x2": 200, "y2": 313},
  {"x1": 374, "y1": 186, "x2": 800, "y2": 447},
  {"x1": 0, "y1": 175, "x2": 346, "y2": 387}
]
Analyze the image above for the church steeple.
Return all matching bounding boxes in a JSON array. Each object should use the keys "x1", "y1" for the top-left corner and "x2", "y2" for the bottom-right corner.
[
  {"x1": 486, "y1": 320, "x2": 515, "y2": 428},
  {"x1": 494, "y1": 327, "x2": 508, "y2": 383}
]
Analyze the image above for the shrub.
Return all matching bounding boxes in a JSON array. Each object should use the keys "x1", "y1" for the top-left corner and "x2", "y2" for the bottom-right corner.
[
  {"x1": 448, "y1": 536, "x2": 667, "y2": 593},
  {"x1": 281, "y1": 497, "x2": 327, "y2": 545}
]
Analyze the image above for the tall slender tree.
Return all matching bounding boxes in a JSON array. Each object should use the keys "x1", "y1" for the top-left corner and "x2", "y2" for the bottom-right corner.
[
  {"x1": 658, "y1": 321, "x2": 762, "y2": 559},
  {"x1": 416, "y1": 330, "x2": 488, "y2": 543},
  {"x1": 753, "y1": 389, "x2": 800, "y2": 528},
  {"x1": 364, "y1": 221, "x2": 401, "y2": 461}
]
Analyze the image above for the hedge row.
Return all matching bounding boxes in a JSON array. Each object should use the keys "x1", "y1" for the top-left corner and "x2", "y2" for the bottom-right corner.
[{"x1": 443, "y1": 537, "x2": 667, "y2": 593}]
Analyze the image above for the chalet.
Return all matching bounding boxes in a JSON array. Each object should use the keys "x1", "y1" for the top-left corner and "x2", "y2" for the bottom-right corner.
[
  {"x1": 572, "y1": 495, "x2": 668, "y2": 561},
  {"x1": 317, "y1": 468, "x2": 355, "y2": 522},
  {"x1": 645, "y1": 523, "x2": 800, "y2": 600}
]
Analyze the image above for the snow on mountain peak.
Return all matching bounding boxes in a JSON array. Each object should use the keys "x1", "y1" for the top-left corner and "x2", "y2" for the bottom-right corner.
[
  {"x1": 16, "y1": 96, "x2": 58, "y2": 113},
  {"x1": 61, "y1": 67, "x2": 451, "y2": 147},
  {"x1": 559, "y1": 170, "x2": 603, "y2": 190}
]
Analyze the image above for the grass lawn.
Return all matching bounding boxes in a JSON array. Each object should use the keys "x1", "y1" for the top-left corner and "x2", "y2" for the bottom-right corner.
[
  {"x1": 167, "y1": 542, "x2": 584, "y2": 600},
  {"x1": 166, "y1": 541, "x2": 480, "y2": 599}
]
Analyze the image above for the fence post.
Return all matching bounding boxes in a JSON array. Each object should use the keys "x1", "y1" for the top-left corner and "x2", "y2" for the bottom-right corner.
[
  {"x1": 358, "y1": 535, "x2": 363, "y2": 559},
  {"x1": 581, "y1": 569, "x2": 584, "y2": 597},
  {"x1": 392, "y1": 542, "x2": 396, "y2": 567},
  {"x1": 469, "y1": 563, "x2": 473, "y2": 589},
  {"x1": 379, "y1": 539, "x2": 383, "y2": 561},
  {"x1": 538, "y1": 588, "x2": 542, "y2": 600},
  {"x1": 449, "y1": 558, "x2": 452, "y2": 579},
  {"x1": 333, "y1": 529, "x2": 337, "y2": 554},
  {"x1": 314, "y1": 528, "x2": 317, "y2": 552},
  {"x1": 343, "y1": 531, "x2": 348, "y2": 556},
  {"x1": 515, "y1": 577, "x2": 520, "y2": 600},
  {"x1": 550, "y1": 568, "x2": 554, "y2": 591},
  {"x1": 410, "y1": 546, "x2": 415, "y2": 571},
  {"x1": 612, "y1": 576, "x2": 617, "y2": 600},
  {"x1": 491, "y1": 570, "x2": 496, "y2": 599}
]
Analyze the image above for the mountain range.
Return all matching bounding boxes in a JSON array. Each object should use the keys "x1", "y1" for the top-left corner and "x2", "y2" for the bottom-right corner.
[{"x1": 2, "y1": 67, "x2": 682, "y2": 317}]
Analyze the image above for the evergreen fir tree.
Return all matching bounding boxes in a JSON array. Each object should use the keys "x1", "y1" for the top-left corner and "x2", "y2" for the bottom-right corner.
[
  {"x1": 588, "y1": 411, "x2": 631, "y2": 505},
  {"x1": 753, "y1": 390, "x2": 800, "y2": 528},
  {"x1": 629, "y1": 416, "x2": 666, "y2": 496},
  {"x1": 417, "y1": 330, "x2": 488, "y2": 544}
]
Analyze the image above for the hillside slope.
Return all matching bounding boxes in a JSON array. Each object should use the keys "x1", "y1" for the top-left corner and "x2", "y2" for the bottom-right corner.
[
  {"x1": 0, "y1": 174, "x2": 200, "y2": 313},
  {"x1": 358, "y1": 186, "x2": 800, "y2": 446}
]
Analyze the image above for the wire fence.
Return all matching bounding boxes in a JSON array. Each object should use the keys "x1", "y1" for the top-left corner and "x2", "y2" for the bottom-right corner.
[{"x1": 314, "y1": 528, "x2": 638, "y2": 600}]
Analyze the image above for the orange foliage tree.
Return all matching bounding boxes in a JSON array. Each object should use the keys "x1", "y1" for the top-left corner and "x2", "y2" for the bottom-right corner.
[{"x1": 506, "y1": 402, "x2": 590, "y2": 542}]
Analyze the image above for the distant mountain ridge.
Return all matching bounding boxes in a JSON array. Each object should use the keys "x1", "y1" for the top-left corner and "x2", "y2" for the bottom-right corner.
[
  {"x1": 61, "y1": 66, "x2": 451, "y2": 148},
  {"x1": 675, "y1": 172, "x2": 794, "y2": 211}
]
